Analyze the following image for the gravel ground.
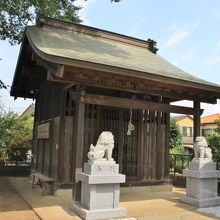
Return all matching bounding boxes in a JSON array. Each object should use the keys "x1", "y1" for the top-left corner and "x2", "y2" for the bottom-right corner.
[{"x1": 0, "y1": 177, "x2": 40, "y2": 220}]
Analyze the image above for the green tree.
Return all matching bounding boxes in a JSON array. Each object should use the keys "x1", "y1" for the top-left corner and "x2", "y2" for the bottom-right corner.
[
  {"x1": 214, "y1": 119, "x2": 220, "y2": 134},
  {"x1": 0, "y1": 110, "x2": 33, "y2": 162},
  {"x1": 207, "y1": 133, "x2": 220, "y2": 169},
  {"x1": 0, "y1": 80, "x2": 8, "y2": 89},
  {"x1": 0, "y1": 59, "x2": 8, "y2": 90},
  {"x1": 169, "y1": 118, "x2": 190, "y2": 174},
  {"x1": 0, "y1": 0, "x2": 121, "y2": 45},
  {"x1": 169, "y1": 119, "x2": 183, "y2": 149}
]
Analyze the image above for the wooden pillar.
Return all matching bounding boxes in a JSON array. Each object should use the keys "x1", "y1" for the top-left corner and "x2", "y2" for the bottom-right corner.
[
  {"x1": 164, "y1": 112, "x2": 170, "y2": 179},
  {"x1": 118, "y1": 109, "x2": 124, "y2": 173},
  {"x1": 118, "y1": 92, "x2": 124, "y2": 173},
  {"x1": 193, "y1": 101, "x2": 201, "y2": 140},
  {"x1": 72, "y1": 87, "x2": 85, "y2": 201}
]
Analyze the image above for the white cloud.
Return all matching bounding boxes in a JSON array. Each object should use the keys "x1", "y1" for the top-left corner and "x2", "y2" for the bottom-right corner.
[
  {"x1": 210, "y1": 8, "x2": 220, "y2": 21},
  {"x1": 164, "y1": 22, "x2": 201, "y2": 47},
  {"x1": 165, "y1": 28, "x2": 190, "y2": 47},
  {"x1": 182, "y1": 51, "x2": 194, "y2": 61},
  {"x1": 190, "y1": 21, "x2": 202, "y2": 30},
  {"x1": 216, "y1": 40, "x2": 220, "y2": 48},
  {"x1": 209, "y1": 56, "x2": 220, "y2": 65},
  {"x1": 168, "y1": 23, "x2": 178, "y2": 31},
  {"x1": 75, "y1": 0, "x2": 97, "y2": 25},
  {"x1": 129, "y1": 16, "x2": 147, "y2": 37}
]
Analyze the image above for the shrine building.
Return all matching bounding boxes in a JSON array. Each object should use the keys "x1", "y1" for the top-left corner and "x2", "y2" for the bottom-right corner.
[{"x1": 11, "y1": 14, "x2": 220, "y2": 199}]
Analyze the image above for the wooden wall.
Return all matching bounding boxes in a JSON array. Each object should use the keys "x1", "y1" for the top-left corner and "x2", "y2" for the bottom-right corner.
[
  {"x1": 32, "y1": 83, "x2": 170, "y2": 186},
  {"x1": 32, "y1": 82, "x2": 65, "y2": 182}
]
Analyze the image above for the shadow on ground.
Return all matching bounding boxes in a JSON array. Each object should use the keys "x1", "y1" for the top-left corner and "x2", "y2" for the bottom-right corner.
[
  {"x1": 0, "y1": 177, "x2": 39, "y2": 220},
  {"x1": 6, "y1": 177, "x2": 220, "y2": 220}
]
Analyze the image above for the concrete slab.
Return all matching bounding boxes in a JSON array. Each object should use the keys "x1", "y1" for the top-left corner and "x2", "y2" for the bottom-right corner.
[{"x1": 9, "y1": 177, "x2": 220, "y2": 220}]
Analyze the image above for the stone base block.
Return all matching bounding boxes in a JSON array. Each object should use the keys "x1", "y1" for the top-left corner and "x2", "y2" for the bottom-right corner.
[
  {"x1": 183, "y1": 169, "x2": 220, "y2": 178},
  {"x1": 189, "y1": 161, "x2": 216, "y2": 171},
  {"x1": 73, "y1": 202, "x2": 126, "y2": 220},
  {"x1": 121, "y1": 184, "x2": 172, "y2": 194},
  {"x1": 84, "y1": 161, "x2": 118, "y2": 175},
  {"x1": 180, "y1": 196, "x2": 220, "y2": 208}
]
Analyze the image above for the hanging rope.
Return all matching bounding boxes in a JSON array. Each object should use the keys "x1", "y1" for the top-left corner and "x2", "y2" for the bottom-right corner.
[{"x1": 127, "y1": 95, "x2": 136, "y2": 135}]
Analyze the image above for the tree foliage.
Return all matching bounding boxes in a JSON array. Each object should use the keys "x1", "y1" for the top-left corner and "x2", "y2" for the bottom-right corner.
[
  {"x1": 0, "y1": 0, "x2": 121, "y2": 45},
  {"x1": 207, "y1": 133, "x2": 220, "y2": 168},
  {"x1": 0, "y1": 111, "x2": 33, "y2": 149},
  {"x1": 214, "y1": 119, "x2": 220, "y2": 134},
  {"x1": 169, "y1": 119, "x2": 183, "y2": 149},
  {"x1": 0, "y1": 80, "x2": 8, "y2": 89},
  {"x1": 0, "y1": 0, "x2": 82, "y2": 45},
  {"x1": 0, "y1": 110, "x2": 34, "y2": 163},
  {"x1": 0, "y1": 59, "x2": 8, "y2": 90},
  {"x1": 169, "y1": 118, "x2": 191, "y2": 174}
]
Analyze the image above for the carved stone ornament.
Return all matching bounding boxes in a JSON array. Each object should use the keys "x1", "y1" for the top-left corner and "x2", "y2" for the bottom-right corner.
[
  {"x1": 88, "y1": 131, "x2": 115, "y2": 162},
  {"x1": 193, "y1": 136, "x2": 212, "y2": 161}
]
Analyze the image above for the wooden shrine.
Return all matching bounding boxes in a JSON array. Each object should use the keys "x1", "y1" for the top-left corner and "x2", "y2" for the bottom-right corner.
[{"x1": 11, "y1": 14, "x2": 220, "y2": 199}]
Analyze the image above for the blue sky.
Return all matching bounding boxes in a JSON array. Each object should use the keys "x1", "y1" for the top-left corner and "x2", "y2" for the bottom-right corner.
[{"x1": 0, "y1": 0, "x2": 220, "y2": 115}]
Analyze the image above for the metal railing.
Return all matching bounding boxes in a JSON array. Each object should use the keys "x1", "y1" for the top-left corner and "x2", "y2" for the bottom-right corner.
[
  {"x1": 169, "y1": 153, "x2": 192, "y2": 175},
  {"x1": 0, "y1": 147, "x2": 32, "y2": 167}
]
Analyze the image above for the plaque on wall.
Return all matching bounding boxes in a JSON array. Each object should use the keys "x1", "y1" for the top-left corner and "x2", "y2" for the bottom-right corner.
[{"x1": 37, "y1": 122, "x2": 50, "y2": 139}]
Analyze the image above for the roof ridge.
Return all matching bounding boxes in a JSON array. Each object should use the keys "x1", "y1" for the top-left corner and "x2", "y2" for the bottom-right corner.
[{"x1": 36, "y1": 14, "x2": 158, "y2": 52}]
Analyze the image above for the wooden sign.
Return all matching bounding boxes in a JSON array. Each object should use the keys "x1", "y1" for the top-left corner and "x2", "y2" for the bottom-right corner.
[{"x1": 37, "y1": 122, "x2": 50, "y2": 139}]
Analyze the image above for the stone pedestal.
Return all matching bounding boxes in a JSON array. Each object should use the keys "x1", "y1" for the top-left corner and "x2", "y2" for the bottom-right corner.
[
  {"x1": 73, "y1": 161, "x2": 126, "y2": 220},
  {"x1": 181, "y1": 160, "x2": 220, "y2": 207}
]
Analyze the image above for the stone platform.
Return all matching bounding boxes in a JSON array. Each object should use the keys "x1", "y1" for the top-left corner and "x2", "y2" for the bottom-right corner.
[
  {"x1": 73, "y1": 161, "x2": 126, "y2": 220},
  {"x1": 181, "y1": 160, "x2": 220, "y2": 208}
]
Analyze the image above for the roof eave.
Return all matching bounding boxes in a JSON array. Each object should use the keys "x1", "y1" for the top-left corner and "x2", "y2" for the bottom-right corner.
[{"x1": 24, "y1": 29, "x2": 220, "y2": 102}]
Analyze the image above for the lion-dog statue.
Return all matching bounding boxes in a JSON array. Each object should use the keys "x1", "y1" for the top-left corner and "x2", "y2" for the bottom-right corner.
[
  {"x1": 88, "y1": 131, "x2": 114, "y2": 162},
  {"x1": 193, "y1": 136, "x2": 212, "y2": 161}
]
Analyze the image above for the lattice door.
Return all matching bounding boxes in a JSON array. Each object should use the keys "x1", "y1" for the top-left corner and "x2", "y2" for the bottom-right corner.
[{"x1": 83, "y1": 105, "x2": 140, "y2": 181}]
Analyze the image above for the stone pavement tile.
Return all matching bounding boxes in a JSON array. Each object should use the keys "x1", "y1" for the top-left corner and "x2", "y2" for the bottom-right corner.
[
  {"x1": 0, "y1": 210, "x2": 40, "y2": 220},
  {"x1": 137, "y1": 212, "x2": 218, "y2": 220},
  {"x1": 9, "y1": 177, "x2": 81, "y2": 220},
  {"x1": 120, "y1": 188, "x2": 219, "y2": 220},
  {"x1": 9, "y1": 177, "x2": 220, "y2": 220}
]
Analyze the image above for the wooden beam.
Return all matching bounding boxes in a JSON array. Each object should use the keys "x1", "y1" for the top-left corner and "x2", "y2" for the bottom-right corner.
[
  {"x1": 35, "y1": 55, "x2": 64, "y2": 78},
  {"x1": 193, "y1": 101, "x2": 201, "y2": 140},
  {"x1": 47, "y1": 68, "x2": 217, "y2": 104},
  {"x1": 21, "y1": 64, "x2": 47, "y2": 76},
  {"x1": 82, "y1": 93, "x2": 203, "y2": 115},
  {"x1": 63, "y1": 83, "x2": 76, "y2": 90}
]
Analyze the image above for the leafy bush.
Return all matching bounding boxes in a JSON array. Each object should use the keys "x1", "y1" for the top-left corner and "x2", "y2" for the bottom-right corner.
[
  {"x1": 207, "y1": 133, "x2": 220, "y2": 169},
  {"x1": 170, "y1": 145, "x2": 191, "y2": 174},
  {"x1": 170, "y1": 119, "x2": 183, "y2": 148},
  {"x1": 169, "y1": 119, "x2": 191, "y2": 174},
  {"x1": 0, "y1": 110, "x2": 33, "y2": 162}
]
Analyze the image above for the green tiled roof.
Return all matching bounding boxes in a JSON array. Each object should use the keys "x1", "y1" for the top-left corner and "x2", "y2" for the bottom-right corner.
[{"x1": 26, "y1": 25, "x2": 219, "y2": 88}]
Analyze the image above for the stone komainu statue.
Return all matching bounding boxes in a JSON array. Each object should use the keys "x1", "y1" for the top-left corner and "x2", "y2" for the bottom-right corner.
[
  {"x1": 193, "y1": 136, "x2": 212, "y2": 161},
  {"x1": 88, "y1": 131, "x2": 114, "y2": 161}
]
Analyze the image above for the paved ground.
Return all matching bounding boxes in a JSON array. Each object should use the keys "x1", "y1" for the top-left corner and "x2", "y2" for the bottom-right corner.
[
  {"x1": 7, "y1": 177, "x2": 220, "y2": 220},
  {"x1": 0, "y1": 177, "x2": 40, "y2": 220}
]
